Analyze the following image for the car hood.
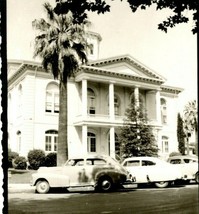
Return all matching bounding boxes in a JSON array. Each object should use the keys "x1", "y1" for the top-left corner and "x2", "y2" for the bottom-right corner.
[{"x1": 37, "y1": 166, "x2": 63, "y2": 173}]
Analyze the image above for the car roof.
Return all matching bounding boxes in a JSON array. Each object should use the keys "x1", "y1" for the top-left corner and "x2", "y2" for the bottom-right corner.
[
  {"x1": 68, "y1": 154, "x2": 111, "y2": 160},
  {"x1": 123, "y1": 156, "x2": 160, "y2": 161},
  {"x1": 168, "y1": 155, "x2": 198, "y2": 160}
]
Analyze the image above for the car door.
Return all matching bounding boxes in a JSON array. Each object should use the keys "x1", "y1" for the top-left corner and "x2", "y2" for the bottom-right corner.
[
  {"x1": 140, "y1": 160, "x2": 158, "y2": 182},
  {"x1": 124, "y1": 160, "x2": 148, "y2": 183},
  {"x1": 63, "y1": 158, "x2": 91, "y2": 187}
]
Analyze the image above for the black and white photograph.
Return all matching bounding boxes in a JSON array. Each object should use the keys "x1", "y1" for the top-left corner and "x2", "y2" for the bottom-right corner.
[{"x1": 3, "y1": 0, "x2": 198, "y2": 213}]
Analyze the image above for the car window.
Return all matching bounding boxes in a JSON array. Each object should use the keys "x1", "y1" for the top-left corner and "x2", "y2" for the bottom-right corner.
[
  {"x1": 184, "y1": 159, "x2": 191, "y2": 163},
  {"x1": 75, "y1": 159, "x2": 84, "y2": 166},
  {"x1": 86, "y1": 158, "x2": 107, "y2": 166},
  {"x1": 170, "y1": 159, "x2": 181, "y2": 164},
  {"x1": 124, "y1": 160, "x2": 140, "y2": 167},
  {"x1": 142, "y1": 160, "x2": 156, "y2": 166}
]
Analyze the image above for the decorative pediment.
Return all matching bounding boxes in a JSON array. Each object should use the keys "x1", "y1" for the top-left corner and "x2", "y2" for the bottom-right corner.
[{"x1": 88, "y1": 54, "x2": 166, "y2": 82}]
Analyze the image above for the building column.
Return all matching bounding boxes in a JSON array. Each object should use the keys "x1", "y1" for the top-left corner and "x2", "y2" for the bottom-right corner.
[
  {"x1": 134, "y1": 87, "x2": 139, "y2": 108},
  {"x1": 109, "y1": 82, "x2": 115, "y2": 120},
  {"x1": 109, "y1": 127, "x2": 115, "y2": 158},
  {"x1": 82, "y1": 79, "x2": 87, "y2": 118},
  {"x1": 156, "y1": 90, "x2": 161, "y2": 123},
  {"x1": 82, "y1": 125, "x2": 87, "y2": 155}
]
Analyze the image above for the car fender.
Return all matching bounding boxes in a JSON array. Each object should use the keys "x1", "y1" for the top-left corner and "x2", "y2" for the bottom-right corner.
[
  {"x1": 32, "y1": 172, "x2": 70, "y2": 188},
  {"x1": 94, "y1": 169, "x2": 125, "y2": 185}
]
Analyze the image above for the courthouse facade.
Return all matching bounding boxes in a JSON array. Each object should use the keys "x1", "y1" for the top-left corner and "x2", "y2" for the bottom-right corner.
[{"x1": 8, "y1": 32, "x2": 183, "y2": 160}]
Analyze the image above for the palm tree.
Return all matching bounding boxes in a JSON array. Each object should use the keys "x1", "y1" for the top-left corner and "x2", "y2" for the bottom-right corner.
[
  {"x1": 32, "y1": 2, "x2": 89, "y2": 165},
  {"x1": 183, "y1": 100, "x2": 198, "y2": 155}
]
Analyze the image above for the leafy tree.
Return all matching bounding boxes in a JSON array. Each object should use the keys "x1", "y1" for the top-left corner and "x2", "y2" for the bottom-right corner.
[
  {"x1": 32, "y1": 2, "x2": 89, "y2": 165},
  {"x1": 126, "y1": 0, "x2": 198, "y2": 34},
  {"x1": 183, "y1": 100, "x2": 198, "y2": 155},
  {"x1": 119, "y1": 92, "x2": 159, "y2": 158},
  {"x1": 54, "y1": 0, "x2": 198, "y2": 34},
  {"x1": 54, "y1": 0, "x2": 110, "y2": 24},
  {"x1": 177, "y1": 113, "x2": 185, "y2": 155}
]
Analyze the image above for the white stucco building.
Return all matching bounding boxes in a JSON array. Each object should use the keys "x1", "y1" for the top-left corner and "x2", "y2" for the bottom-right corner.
[{"x1": 8, "y1": 32, "x2": 183, "y2": 160}]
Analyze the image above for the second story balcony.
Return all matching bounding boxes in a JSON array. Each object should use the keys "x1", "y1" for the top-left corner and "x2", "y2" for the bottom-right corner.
[{"x1": 73, "y1": 113, "x2": 125, "y2": 127}]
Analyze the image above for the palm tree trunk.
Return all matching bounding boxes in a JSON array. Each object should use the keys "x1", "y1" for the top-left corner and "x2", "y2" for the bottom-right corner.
[
  {"x1": 57, "y1": 81, "x2": 68, "y2": 166},
  {"x1": 195, "y1": 129, "x2": 198, "y2": 156}
]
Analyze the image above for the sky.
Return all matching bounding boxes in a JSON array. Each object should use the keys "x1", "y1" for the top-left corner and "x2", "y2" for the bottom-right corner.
[{"x1": 7, "y1": 0, "x2": 197, "y2": 113}]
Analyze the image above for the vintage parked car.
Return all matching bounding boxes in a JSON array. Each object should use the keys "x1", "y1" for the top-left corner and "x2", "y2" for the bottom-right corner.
[
  {"x1": 167, "y1": 155, "x2": 199, "y2": 184},
  {"x1": 31, "y1": 155, "x2": 129, "y2": 193},
  {"x1": 121, "y1": 156, "x2": 182, "y2": 188}
]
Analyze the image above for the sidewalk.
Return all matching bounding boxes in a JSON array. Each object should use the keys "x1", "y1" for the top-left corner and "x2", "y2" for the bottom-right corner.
[
  {"x1": 8, "y1": 183, "x2": 35, "y2": 193},
  {"x1": 8, "y1": 169, "x2": 36, "y2": 193}
]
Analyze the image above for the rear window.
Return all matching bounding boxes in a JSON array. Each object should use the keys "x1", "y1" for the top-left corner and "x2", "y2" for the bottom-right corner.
[
  {"x1": 142, "y1": 160, "x2": 156, "y2": 166},
  {"x1": 86, "y1": 158, "x2": 106, "y2": 166},
  {"x1": 170, "y1": 159, "x2": 181, "y2": 164},
  {"x1": 124, "y1": 160, "x2": 140, "y2": 166}
]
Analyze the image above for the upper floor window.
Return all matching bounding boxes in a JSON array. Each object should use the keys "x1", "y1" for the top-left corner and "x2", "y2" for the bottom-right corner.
[
  {"x1": 162, "y1": 136, "x2": 169, "y2": 153},
  {"x1": 88, "y1": 88, "x2": 96, "y2": 115},
  {"x1": 161, "y1": 98, "x2": 167, "y2": 124},
  {"x1": 108, "y1": 94, "x2": 120, "y2": 115},
  {"x1": 45, "y1": 130, "x2": 58, "y2": 152},
  {"x1": 87, "y1": 132, "x2": 96, "y2": 152},
  {"x1": 88, "y1": 43, "x2": 94, "y2": 55},
  {"x1": 46, "y1": 83, "x2": 59, "y2": 113},
  {"x1": 114, "y1": 95, "x2": 120, "y2": 115}
]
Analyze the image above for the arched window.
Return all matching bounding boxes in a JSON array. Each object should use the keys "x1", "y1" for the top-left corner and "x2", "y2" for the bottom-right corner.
[
  {"x1": 87, "y1": 132, "x2": 96, "y2": 152},
  {"x1": 87, "y1": 88, "x2": 96, "y2": 115},
  {"x1": 161, "y1": 98, "x2": 167, "y2": 124},
  {"x1": 46, "y1": 83, "x2": 59, "y2": 113},
  {"x1": 45, "y1": 130, "x2": 58, "y2": 152},
  {"x1": 162, "y1": 136, "x2": 169, "y2": 153},
  {"x1": 17, "y1": 131, "x2": 21, "y2": 153}
]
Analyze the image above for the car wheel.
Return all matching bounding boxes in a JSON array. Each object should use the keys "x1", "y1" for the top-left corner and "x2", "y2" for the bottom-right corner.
[
  {"x1": 96, "y1": 177, "x2": 113, "y2": 192},
  {"x1": 154, "y1": 181, "x2": 169, "y2": 188},
  {"x1": 36, "y1": 180, "x2": 50, "y2": 194},
  {"x1": 195, "y1": 172, "x2": 199, "y2": 183}
]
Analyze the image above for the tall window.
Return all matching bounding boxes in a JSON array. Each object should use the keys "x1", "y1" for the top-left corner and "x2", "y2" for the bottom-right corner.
[
  {"x1": 87, "y1": 132, "x2": 96, "y2": 152},
  {"x1": 45, "y1": 130, "x2": 58, "y2": 152},
  {"x1": 108, "y1": 94, "x2": 120, "y2": 115},
  {"x1": 161, "y1": 98, "x2": 167, "y2": 124},
  {"x1": 162, "y1": 136, "x2": 169, "y2": 153},
  {"x1": 18, "y1": 85, "x2": 23, "y2": 116},
  {"x1": 46, "y1": 83, "x2": 59, "y2": 113},
  {"x1": 114, "y1": 95, "x2": 120, "y2": 115},
  {"x1": 17, "y1": 131, "x2": 21, "y2": 153},
  {"x1": 87, "y1": 88, "x2": 96, "y2": 115}
]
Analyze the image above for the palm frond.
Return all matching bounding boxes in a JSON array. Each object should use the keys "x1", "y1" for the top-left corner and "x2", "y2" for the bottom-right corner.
[{"x1": 32, "y1": 18, "x2": 50, "y2": 31}]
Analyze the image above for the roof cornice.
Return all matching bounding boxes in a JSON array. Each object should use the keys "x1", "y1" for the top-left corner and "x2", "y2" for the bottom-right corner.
[
  {"x1": 88, "y1": 54, "x2": 166, "y2": 81},
  {"x1": 75, "y1": 65, "x2": 165, "y2": 85}
]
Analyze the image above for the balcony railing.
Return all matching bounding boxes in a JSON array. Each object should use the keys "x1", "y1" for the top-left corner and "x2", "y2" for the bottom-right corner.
[{"x1": 73, "y1": 113, "x2": 125, "y2": 127}]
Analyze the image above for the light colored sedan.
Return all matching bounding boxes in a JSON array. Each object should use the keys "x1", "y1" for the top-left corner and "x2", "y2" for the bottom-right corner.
[
  {"x1": 31, "y1": 155, "x2": 128, "y2": 193},
  {"x1": 121, "y1": 156, "x2": 182, "y2": 188},
  {"x1": 167, "y1": 155, "x2": 199, "y2": 183}
]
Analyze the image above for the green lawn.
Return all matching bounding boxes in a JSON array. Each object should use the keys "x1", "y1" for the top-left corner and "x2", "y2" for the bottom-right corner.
[{"x1": 8, "y1": 169, "x2": 36, "y2": 184}]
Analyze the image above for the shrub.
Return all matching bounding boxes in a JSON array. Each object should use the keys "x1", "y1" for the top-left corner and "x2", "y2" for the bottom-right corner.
[
  {"x1": 8, "y1": 149, "x2": 19, "y2": 168},
  {"x1": 169, "y1": 151, "x2": 182, "y2": 157},
  {"x1": 27, "y1": 149, "x2": 46, "y2": 170},
  {"x1": 45, "y1": 152, "x2": 57, "y2": 167},
  {"x1": 13, "y1": 156, "x2": 27, "y2": 170}
]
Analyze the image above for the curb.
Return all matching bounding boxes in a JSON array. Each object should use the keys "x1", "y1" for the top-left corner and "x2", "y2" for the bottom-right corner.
[{"x1": 8, "y1": 184, "x2": 35, "y2": 193}]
